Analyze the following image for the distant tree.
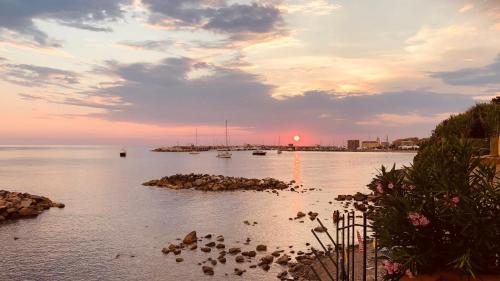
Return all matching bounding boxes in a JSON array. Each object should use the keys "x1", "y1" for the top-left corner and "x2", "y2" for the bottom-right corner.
[
  {"x1": 492, "y1": 96, "x2": 500, "y2": 104},
  {"x1": 428, "y1": 100, "x2": 500, "y2": 145},
  {"x1": 468, "y1": 112, "x2": 486, "y2": 138}
]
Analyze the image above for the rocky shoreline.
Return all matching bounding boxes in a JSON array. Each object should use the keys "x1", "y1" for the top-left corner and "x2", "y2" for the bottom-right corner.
[
  {"x1": 162, "y1": 230, "x2": 332, "y2": 280},
  {"x1": 0, "y1": 190, "x2": 64, "y2": 223},
  {"x1": 335, "y1": 192, "x2": 378, "y2": 214},
  {"x1": 143, "y1": 174, "x2": 293, "y2": 192}
]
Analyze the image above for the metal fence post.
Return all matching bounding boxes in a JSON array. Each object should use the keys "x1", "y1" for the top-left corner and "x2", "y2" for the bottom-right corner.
[
  {"x1": 346, "y1": 212, "x2": 350, "y2": 280},
  {"x1": 336, "y1": 211, "x2": 339, "y2": 281},
  {"x1": 363, "y1": 212, "x2": 367, "y2": 281},
  {"x1": 351, "y1": 211, "x2": 355, "y2": 281},
  {"x1": 374, "y1": 236, "x2": 378, "y2": 281}
]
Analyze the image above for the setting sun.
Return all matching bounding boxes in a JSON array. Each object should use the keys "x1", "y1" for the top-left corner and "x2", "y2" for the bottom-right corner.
[{"x1": 293, "y1": 135, "x2": 301, "y2": 142}]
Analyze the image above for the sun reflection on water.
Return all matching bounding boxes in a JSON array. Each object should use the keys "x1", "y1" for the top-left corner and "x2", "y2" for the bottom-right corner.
[{"x1": 292, "y1": 151, "x2": 301, "y2": 185}]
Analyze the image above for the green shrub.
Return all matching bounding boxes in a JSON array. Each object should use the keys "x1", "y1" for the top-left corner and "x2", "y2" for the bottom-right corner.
[{"x1": 369, "y1": 138, "x2": 500, "y2": 279}]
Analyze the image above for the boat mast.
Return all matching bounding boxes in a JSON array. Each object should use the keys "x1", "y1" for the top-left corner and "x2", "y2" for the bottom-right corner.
[
  {"x1": 225, "y1": 120, "x2": 228, "y2": 147},
  {"x1": 195, "y1": 128, "x2": 198, "y2": 146}
]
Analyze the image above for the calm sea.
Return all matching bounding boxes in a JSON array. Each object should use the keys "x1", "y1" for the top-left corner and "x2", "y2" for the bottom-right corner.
[{"x1": 0, "y1": 146, "x2": 414, "y2": 281}]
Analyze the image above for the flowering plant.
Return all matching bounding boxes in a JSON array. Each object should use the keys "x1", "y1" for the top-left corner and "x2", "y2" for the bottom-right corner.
[{"x1": 368, "y1": 138, "x2": 500, "y2": 280}]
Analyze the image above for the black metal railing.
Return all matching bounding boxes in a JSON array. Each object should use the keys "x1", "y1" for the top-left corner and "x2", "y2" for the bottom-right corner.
[{"x1": 309, "y1": 211, "x2": 378, "y2": 281}]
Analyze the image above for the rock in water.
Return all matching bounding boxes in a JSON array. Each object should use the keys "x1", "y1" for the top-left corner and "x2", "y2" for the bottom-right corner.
[
  {"x1": 276, "y1": 255, "x2": 290, "y2": 265},
  {"x1": 296, "y1": 211, "x2": 306, "y2": 218},
  {"x1": 259, "y1": 255, "x2": 274, "y2": 265},
  {"x1": 228, "y1": 247, "x2": 241, "y2": 255},
  {"x1": 0, "y1": 190, "x2": 63, "y2": 222},
  {"x1": 183, "y1": 231, "x2": 197, "y2": 244},
  {"x1": 201, "y1": 247, "x2": 211, "y2": 253},
  {"x1": 256, "y1": 244, "x2": 267, "y2": 251},
  {"x1": 202, "y1": 266, "x2": 214, "y2": 275},
  {"x1": 313, "y1": 226, "x2": 327, "y2": 233},
  {"x1": 18, "y1": 207, "x2": 37, "y2": 217},
  {"x1": 234, "y1": 268, "x2": 245, "y2": 276}
]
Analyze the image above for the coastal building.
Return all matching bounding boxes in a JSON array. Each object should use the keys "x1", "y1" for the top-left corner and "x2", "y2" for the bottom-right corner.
[
  {"x1": 347, "y1": 140, "x2": 360, "y2": 150},
  {"x1": 361, "y1": 137, "x2": 381, "y2": 149},
  {"x1": 381, "y1": 136, "x2": 390, "y2": 149},
  {"x1": 392, "y1": 137, "x2": 420, "y2": 149}
]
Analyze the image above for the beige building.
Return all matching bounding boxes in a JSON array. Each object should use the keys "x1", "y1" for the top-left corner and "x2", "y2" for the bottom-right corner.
[{"x1": 361, "y1": 137, "x2": 381, "y2": 149}]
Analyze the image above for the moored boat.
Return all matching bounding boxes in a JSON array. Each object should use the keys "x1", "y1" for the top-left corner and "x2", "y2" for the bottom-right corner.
[
  {"x1": 217, "y1": 121, "x2": 232, "y2": 158},
  {"x1": 190, "y1": 128, "x2": 200, "y2": 154},
  {"x1": 252, "y1": 150, "x2": 266, "y2": 156}
]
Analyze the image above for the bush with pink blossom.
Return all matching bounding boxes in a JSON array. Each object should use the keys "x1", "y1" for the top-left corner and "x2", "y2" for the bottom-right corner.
[{"x1": 368, "y1": 137, "x2": 500, "y2": 280}]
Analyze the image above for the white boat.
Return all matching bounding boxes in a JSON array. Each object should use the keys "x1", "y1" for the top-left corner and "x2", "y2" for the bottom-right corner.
[
  {"x1": 217, "y1": 121, "x2": 232, "y2": 158},
  {"x1": 217, "y1": 149, "x2": 232, "y2": 158},
  {"x1": 190, "y1": 128, "x2": 200, "y2": 154}
]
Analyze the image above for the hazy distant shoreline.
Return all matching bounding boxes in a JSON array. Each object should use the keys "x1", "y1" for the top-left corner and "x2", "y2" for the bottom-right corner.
[{"x1": 152, "y1": 146, "x2": 418, "y2": 153}]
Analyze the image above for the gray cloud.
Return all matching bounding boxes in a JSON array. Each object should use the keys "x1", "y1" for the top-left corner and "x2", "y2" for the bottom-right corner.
[
  {"x1": 0, "y1": 62, "x2": 79, "y2": 87},
  {"x1": 22, "y1": 58, "x2": 475, "y2": 137},
  {"x1": 143, "y1": 0, "x2": 285, "y2": 41},
  {"x1": 0, "y1": 0, "x2": 130, "y2": 47},
  {"x1": 118, "y1": 39, "x2": 172, "y2": 51},
  {"x1": 204, "y1": 3, "x2": 283, "y2": 35},
  {"x1": 430, "y1": 53, "x2": 500, "y2": 86}
]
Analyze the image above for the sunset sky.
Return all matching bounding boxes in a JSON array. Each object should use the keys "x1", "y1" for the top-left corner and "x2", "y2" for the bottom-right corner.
[{"x1": 1, "y1": 0, "x2": 499, "y2": 145}]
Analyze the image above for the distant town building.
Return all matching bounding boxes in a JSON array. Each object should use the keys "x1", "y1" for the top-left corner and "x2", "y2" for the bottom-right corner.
[
  {"x1": 361, "y1": 137, "x2": 381, "y2": 149},
  {"x1": 381, "y1": 136, "x2": 390, "y2": 149},
  {"x1": 392, "y1": 137, "x2": 419, "y2": 149},
  {"x1": 347, "y1": 140, "x2": 360, "y2": 150}
]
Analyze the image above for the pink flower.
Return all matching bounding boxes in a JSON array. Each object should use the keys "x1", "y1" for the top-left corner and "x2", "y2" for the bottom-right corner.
[
  {"x1": 383, "y1": 261, "x2": 402, "y2": 275},
  {"x1": 388, "y1": 182, "x2": 394, "y2": 189},
  {"x1": 451, "y1": 196, "x2": 460, "y2": 206},
  {"x1": 403, "y1": 183, "x2": 416, "y2": 190},
  {"x1": 408, "y1": 212, "x2": 430, "y2": 226},
  {"x1": 376, "y1": 182, "x2": 384, "y2": 194},
  {"x1": 405, "y1": 269, "x2": 415, "y2": 279}
]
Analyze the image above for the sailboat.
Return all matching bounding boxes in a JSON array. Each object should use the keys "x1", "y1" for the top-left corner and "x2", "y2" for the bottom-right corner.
[
  {"x1": 277, "y1": 136, "x2": 282, "y2": 154},
  {"x1": 189, "y1": 128, "x2": 200, "y2": 154},
  {"x1": 217, "y1": 121, "x2": 232, "y2": 158}
]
